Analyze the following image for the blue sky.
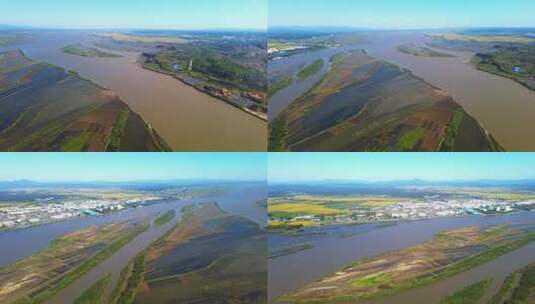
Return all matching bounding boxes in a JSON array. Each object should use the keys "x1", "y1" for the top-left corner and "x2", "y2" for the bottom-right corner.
[
  {"x1": 269, "y1": 0, "x2": 535, "y2": 29},
  {"x1": 269, "y1": 153, "x2": 535, "y2": 183},
  {"x1": 0, "y1": 0, "x2": 267, "y2": 29},
  {"x1": 0, "y1": 153, "x2": 266, "y2": 182}
]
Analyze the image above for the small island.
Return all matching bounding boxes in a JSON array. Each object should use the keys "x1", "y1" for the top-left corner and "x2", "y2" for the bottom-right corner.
[
  {"x1": 398, "y1": 43, "x2": 454, "y2": 57},
  {"x1": 62, "y1": 44, "x2": 122, "y2": 58}
]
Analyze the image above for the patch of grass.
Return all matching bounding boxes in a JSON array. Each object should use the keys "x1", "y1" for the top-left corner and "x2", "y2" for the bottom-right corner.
[
  {"x1": 74, "y1": 274, "x2": 112, "y2": 304},
  {"x1": 28, "y1": 223, "x2": 149, "y2": 304},
  {"x1": 111, "y1": 253, "x2": 145, "y2": 304},
  {"x1": 440, "y1": 109, "x2": 464, "y2": 151},
  {"x1": 61, "y1": 132, "x2": 89, "y2": 152},
  {"x1": 297, "y1": 59, "x2": 324, "y2": 81},
  {"x1": 268, "y1": 75, "x2": 293, "y2": 98},
  {"x1": 441, "y1": 279, "x2": 492, "y2": 304},
  {"x1": 269, "y1": 114, "x2": 288, "y2": 151},
  {"x1": 489, "y1": 271, "x2": 519, "y2": 304},
  {"x1": 404, "y1": 233, "x2": 535, "y2": 295},
  {"x1": 397, "y1": 127, "x2": 424, "y2": 151},
  {"x1": 492, "y1": 263, "x2": 535, "y2": 304},
  {"x1": 154, "y1": 210, "x2": 175, "y2": 227},
  {"x1": 352, "y1": 273, "x2": 392, "y2": 288},
  {"x1": 107, "y1": 110, "x2": 130, "y2": 152}
]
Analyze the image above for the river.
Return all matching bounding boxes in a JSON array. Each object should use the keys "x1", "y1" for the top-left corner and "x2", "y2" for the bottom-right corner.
[
  {"x1": 0, "y1": 183, "x2": 265, "y2": 303},
  {"x1": 0, "y1": 31, "x2": 266, "y2": 151},
  {"x1": 361, "y1": 31, "x2": 535, "y2": 151},
  {"x1": 268, "y1": 31, "x2": 535, "y2": 150},
  {"x1": 268, "y1": 211, "x2": 535, "y2": 303}
]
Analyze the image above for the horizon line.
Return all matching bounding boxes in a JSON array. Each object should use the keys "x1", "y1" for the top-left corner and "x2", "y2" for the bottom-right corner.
[
  {"x1": 268, "y1": 25, "x2": 535, "y2": 31},
  {"x1": 268, "y1": 178, "x2": 535, "y2": 184},
  {"x1": 0, "y1": 24, "x2": 267, "y2": 32},
  {"x1": 0, "y1": 178, "x2": 266, "y2": 184}
]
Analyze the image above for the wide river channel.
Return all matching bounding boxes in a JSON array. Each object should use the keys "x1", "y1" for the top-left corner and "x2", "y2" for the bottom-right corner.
[
  {"x1": 0, "y1": 184, "x2": 266, "y2": 304},
  {"x1": 0, "y1": 31, "x2": 266, "y2": 151},
  {"x1": 269, "y1": 31, "x2": 535, "y2": 150},
  {"x1": 269, "y1": 211, "x2": 535, "y2": 303}
]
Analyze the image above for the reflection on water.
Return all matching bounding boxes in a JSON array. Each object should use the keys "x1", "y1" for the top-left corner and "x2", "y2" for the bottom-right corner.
[
  {"x1": 0, "y1": 31, "x2": 266, "y2": 151},
  {"x1": 268, "y1": 212, "x2": 535, "y2": 302}
]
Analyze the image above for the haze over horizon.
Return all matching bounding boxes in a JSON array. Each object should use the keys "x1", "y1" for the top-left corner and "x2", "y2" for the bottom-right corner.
[
  {"x1": 269, "y1": 0, "x2": 535, "y2": 30},
  {"x1": 0, "y1": 153, "x2": 267, "y2": 182},
  {"x1": 269, "y1": 153, "x2": 535, "y2": 183},
  {"x1": 0, "y1": 0, "x2": 267, "y2": 30}
]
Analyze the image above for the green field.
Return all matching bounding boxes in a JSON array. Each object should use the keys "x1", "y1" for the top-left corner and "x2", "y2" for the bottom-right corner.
[
  {"x1": 397, "y1": 127, "x2": 425, "y2": 151},
  {"x1": 441, "y1": 279, "x2": 492, "y2": 304},
  {"x1": 74, "y1": 275, "x2": 112, "y2": 304},
  {"x1": 154, "y1": 210, "x2": 175, "y2": 227},
  {"x1": 297, "y1": 59, "x2": 324, "y2": 81},
  {"x1": 490, "y1": 263, "x2": 535, "y2": 304},
  {"x1": 106, "y1": 110, "x2": 130, "y2": 152},
  {"x1": 439, "y1": 109, "x2": 465, "y2": 151},
  {"x1": 269, "y1": 75, "x2": 293, "y2": 97}
]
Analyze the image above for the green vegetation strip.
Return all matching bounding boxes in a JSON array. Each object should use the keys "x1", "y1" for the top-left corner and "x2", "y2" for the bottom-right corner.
[
  {"x1": 440, "y1": 109, "x2": 464, "y2": 151},
  {"x1": 62, "y1": 132, "x2": 89, "y2": 152},
  {"x1": 269, "y1": 115, "x2": 288, "y2": 151},
  {"x1": 107, "y1": 110, "x2": 130, "y2": 152},
  {"x1": 362, "y1": 233, "x2": 535, "y2": 300},
  {"x1": 490, "y1": 263, "x2": 535, "y2": 304},
  {"x1": 441, "y1": 279, "x2": 492, "y2": 304},
  {"x1": 297, "y1": 59, "x2": 324, "y2": 81},
  {"x1": 154, "y1": 210, "x2": 176, "y2": 227},
  {"x1": 62, "y1": 45, "x2": 121, "y2": 58},
  {"x1": 74, "y1": 274, "x2": 112, "y2": 304},
  {"x1": 397, "y1": 127, "x2": 424, "y2": 151},
  {"x1": 110, "y1": 253, "x2": 145, "y2": 304},
  {"x1": 26, "y1": 223, "x2": 149, "y2": 304},
  {"x1": 269, "y1": 75, "x2": 293, "y2": 98}
]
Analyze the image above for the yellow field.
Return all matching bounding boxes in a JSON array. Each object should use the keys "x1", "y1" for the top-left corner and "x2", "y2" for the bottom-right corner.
[
  {"x1": 289, "y1": 195, "x2": 402, "y2": 207},
  {"x1": 269, "y1": 203, "x2": 343, "y2": 216},
  {"x1": 97, "y1": 33, "x2": 187, "y2": 44},
  {"x1": 429, "y1": 33, "x2": 535, "y2": 44},
  {"x1": 268, "y1": 40, "x2": 303, "y2": 51}
]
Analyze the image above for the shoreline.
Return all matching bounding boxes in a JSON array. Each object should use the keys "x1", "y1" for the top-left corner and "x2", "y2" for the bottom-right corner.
[{"x1": 142, "y1": 64, "x2": 268, "y2": 122}]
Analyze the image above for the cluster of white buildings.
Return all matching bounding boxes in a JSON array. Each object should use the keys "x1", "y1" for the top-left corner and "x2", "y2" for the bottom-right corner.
[
  {"x1": 280, "y1": 198, "x2": 535, "y2": 226},
  {"x1": 0, "y1": 196, "x2": 161, "y2": 230}
]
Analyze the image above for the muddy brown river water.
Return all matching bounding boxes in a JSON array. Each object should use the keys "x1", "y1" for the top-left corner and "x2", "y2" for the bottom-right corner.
[
  {"x1": 269, "y1": 31, "x2": 535, "y2": 150},
  {"x1": 1, "y1": 31, "x2": 266, "y2": 151},
  {"x1": 364, "y1": 31, "x2": 535, "y2": 151}
]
